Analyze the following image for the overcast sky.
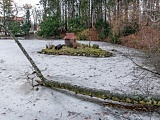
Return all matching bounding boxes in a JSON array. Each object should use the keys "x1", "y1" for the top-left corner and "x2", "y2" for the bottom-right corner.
[
  {"x1": 14, "y1": 0, "x2": 40, "y2": 6},
  {"x1": 12, "y1": 0, "x2": 41, "y2": 20}
]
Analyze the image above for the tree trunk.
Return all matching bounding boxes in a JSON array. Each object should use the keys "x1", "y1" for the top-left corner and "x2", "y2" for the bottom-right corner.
[
  {"x1": 98, "y1": 0, "x2": 103, "y2": 20},
  {"x1": 42, "y1": 0, "x2": 47, "y2": 20},
  {"x1": 38, "y1": 75, "x2": 160, "y2": 110},
  {"x1": 155, "y1": 0, "x2": 160, "y2": 21},
  {"x1": 104, "y1": 0, "x2": 107, "y2": 22},
  {"x1": 89, "y1": 0, "x2": 92, "y2": 27},
  {"x1": 124, "y1": 0, "x2": 128, "y2": 22},
  {"x1": 65, "y1": 1, "x2": 68, "y2": 31},
  {"x1": 132, "y1": 0, "x2": 136, "y2": 21}
]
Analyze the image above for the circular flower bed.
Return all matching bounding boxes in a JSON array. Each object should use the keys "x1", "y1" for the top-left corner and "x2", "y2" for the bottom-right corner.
[{"x1": 39, "y1": 43, "x2": 112, "y2": 58}]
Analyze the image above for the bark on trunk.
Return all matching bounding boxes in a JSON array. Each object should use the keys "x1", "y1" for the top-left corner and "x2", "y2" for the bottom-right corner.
[{"x1": 38, "y1": 79, "x2": 160, "y2": 111}]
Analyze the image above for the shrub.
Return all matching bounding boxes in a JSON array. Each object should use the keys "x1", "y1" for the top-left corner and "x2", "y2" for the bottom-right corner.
[
  {"x1": 109, "y1": 32, "x2": 121, "y2": 44},
  {"x1": 76, "y1": 29, "x2": 89, "y2": 40},
  {"x1": 37, "y1": 16, "x2": 61, "y2": 38},
  {"x1": 122, "y1": 22, "x2": 139, "y2": 36},
  {"x1": 68, "y1": 17, "x2": 86, "y2": 33},
  {"x1": 95, "y1": 19, "x2": 111, "y2": 40},
  {"x1": 8, "y1": 21, "x2": 23, "y2": 35}
]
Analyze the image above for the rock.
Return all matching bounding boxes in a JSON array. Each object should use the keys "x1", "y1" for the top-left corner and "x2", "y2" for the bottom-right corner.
[
  {"x1": 55, "y1": 44, "x2": 64, "y2": 50},
  {"x1": 92, "y1": 44, "x2": 99, "y2": 49}
]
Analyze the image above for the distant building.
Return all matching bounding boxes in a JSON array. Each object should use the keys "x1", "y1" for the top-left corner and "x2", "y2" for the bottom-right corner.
[
  {"x1": 0, "y1": 16, "x2": 24, "y2": 35},
  {"x1": 0, "y1": 16, "x2": 24, "y2": 24},
  {"x1": 13, "y1": 17, "x2": 24, "y2": 24}
]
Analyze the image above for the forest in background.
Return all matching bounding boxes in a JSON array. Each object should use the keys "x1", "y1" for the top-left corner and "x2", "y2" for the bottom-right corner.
[
  {"x1": 0, "y1": 0, "x2": 160, "y2": 48},
  {"x1": 36, "y1": 1, "x2": 160, "y2": 76},
  {"x1": 37, "y1": 0, "x2": 160, "y2": 46}
]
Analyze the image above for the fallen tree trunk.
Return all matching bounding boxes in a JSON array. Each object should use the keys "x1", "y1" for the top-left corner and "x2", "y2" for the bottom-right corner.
[
  {"x1": 37, "y1": 79, "x2": 160, "y2": 111},
  {"x1": 2, "y1": 24, "x2": 160, "y2": 111}
]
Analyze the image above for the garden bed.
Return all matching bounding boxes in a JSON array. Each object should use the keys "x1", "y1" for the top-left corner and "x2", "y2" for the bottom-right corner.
[{"x1": 39, "y1": 43, "x2": 112, "y2": 57}]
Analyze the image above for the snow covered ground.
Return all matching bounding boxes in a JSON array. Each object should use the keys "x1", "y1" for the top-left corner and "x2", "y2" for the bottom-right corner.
[{"x1": 0, "y1": 39, "x2": 160, "y2": 120}]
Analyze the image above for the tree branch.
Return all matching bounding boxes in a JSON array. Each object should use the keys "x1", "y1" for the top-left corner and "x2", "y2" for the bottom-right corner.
[{"x1": 127, "y1": 55, "x2": 160, "y2": 76}]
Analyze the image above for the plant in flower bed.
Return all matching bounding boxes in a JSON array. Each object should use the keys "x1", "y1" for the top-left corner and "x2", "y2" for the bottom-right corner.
[{"x1": 40, "y1": 43, "x2": 112, "y2": 57}]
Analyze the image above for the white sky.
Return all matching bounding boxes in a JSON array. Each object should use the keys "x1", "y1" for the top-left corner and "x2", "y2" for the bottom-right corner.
[
  {"x1": 12, "y1": 0, "x2": 41, "y2": 21},
  {"x1": 14, "y1": 0, "x2": 40, "y2": 6}
]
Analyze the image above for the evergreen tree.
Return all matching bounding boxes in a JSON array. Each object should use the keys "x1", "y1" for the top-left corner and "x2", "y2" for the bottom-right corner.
[
  {"x1": 0, "y1": 0, "x2": 14, "y2": 35},
  {"x1": 22, "y1": 4, "x2": 32, "y2": 36}
]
